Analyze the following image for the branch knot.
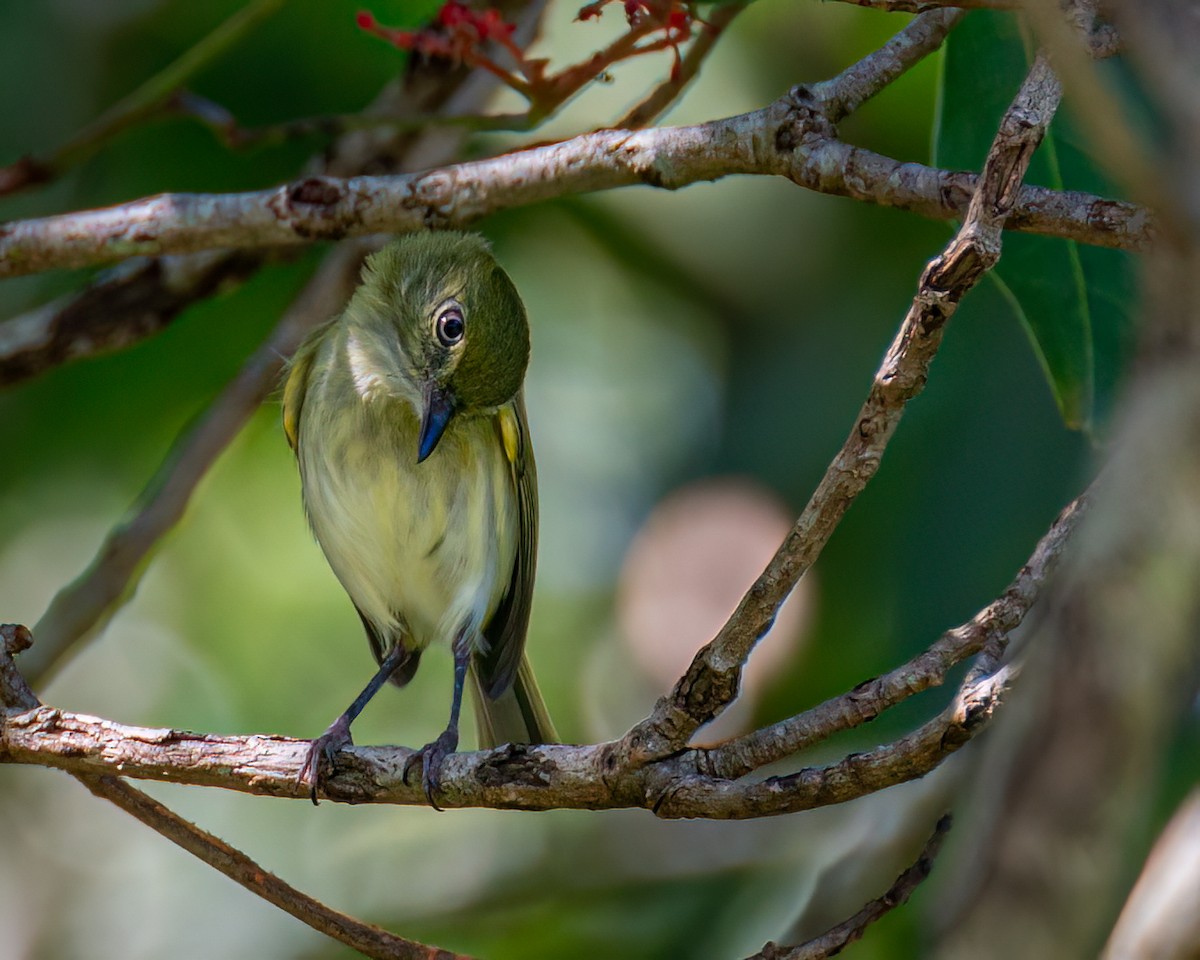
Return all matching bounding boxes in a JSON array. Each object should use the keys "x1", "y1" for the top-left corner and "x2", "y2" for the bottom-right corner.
[{"x1": 267, "y1": 176, "x2": 362, "y2": 240}]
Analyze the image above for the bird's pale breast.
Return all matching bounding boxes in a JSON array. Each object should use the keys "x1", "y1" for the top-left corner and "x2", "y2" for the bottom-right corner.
[{"x1": 297, "y1": 338, "x2": 518, "y2": 654}]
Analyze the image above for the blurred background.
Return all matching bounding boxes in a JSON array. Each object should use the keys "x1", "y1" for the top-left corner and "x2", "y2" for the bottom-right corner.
[{"x1": 0, "y1": 1, "x2": 1158, "y2": 957}]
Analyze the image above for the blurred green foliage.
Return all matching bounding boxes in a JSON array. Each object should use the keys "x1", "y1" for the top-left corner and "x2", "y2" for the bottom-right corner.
[{"x1": 0, "y1": 3, "x2": 1180, "y2": 960}]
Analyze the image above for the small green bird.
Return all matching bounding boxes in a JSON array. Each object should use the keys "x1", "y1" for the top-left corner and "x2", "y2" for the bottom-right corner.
[{"x1": 282, "y1": 232, "x2": 555, "y2": 805}]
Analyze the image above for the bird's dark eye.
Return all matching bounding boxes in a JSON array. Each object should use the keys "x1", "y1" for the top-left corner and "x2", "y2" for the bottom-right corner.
[{"x1": 436, "y1": 305, "x2": 465, "y2": 346}]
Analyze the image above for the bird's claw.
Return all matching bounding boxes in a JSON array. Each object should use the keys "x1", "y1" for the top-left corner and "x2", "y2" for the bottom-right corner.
[
  {"x1": 403, "y1": 728, "x2": 459, "y2": 810},
  {"x1": 299, "y1": 715, "x2": 354, "y2": 805}
]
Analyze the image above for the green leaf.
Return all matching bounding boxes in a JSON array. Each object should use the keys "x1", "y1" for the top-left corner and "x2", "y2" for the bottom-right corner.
[{"x1": 933, "y1": 10, "x2": 1136, "y2": 431}]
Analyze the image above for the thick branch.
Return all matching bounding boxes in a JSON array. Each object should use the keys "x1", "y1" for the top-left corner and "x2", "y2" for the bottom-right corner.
[
  {"x1": 0, "y1": 658, "x2": 1014, "y2": 818},
  {"x1": 0, "y1": 87, "x2": 1146, "y2": 280}
]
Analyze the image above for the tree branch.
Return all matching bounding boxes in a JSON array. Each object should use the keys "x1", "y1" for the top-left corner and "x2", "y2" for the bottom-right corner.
[
  {"x1": 750, "y1": 815, "x2": 953, "y2": 960},
  {"x1": 812, "y1": 8, "x2": 965, "y2": 121},
  {"x1": 0, "y1": 0, "x2": 286, "y2": 197},
  {"x1": 0, "y1": 633, "x2": 1015, "y2": 819},
  {"x1": 614, "y1": 2, "x2": 747, "y2": 129},
  {"x1": 649, "y1": 665, "x2": 1015, "y2": 819},
  {"x1": 828, "y1": 0, "x2": 1012, "y2": 10},
  {"x1": 614, "y1": 51, "x2": 1064, "y2": 764},
  {"x1": 81, "y1": 775, "x2": 468, "y2": 960},
  {"x1": 0, "y1": 248, "x2": 269, "y2": 385},
  {"x1": 0, "y1": 57, "x2": 1144, "y2": 280},
  {"x1": 704, "y1": 491, "x2": 1086, "y2": 780},
  {"x1": 0, "y1": 0, "x2": 551, "y2": 390},
  {"x1": 0, "y1": 28, "x2": 1074, "y2": 828},
  {"x1": 0, "y1": 3, "x2": 1142, "y2": 396}
]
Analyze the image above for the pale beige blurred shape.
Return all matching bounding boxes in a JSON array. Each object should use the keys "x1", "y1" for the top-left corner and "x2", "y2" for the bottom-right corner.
[
  {"x1": 615, "y1": 477, "x2": 813, "y2": 741},
  {"x1": 1103, "y1": 788, "x2": 1200, "y2": 960}
]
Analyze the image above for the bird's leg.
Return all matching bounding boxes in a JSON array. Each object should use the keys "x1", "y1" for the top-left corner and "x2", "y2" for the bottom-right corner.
[
  {"x1": 404, "y1": 627, "x2": 472, "y2": 810},
  {"x1": 300, "y1": 643, "x2": 412, "y2": 804}
]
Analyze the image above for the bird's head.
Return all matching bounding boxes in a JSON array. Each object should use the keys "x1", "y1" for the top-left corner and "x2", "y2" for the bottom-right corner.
[{"x1": 348, "y1": 232, "x2": 530, "y2": 462}]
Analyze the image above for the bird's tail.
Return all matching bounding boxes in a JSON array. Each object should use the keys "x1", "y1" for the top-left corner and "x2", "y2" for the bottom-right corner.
[{"x1": 470, "y1": 652, "x2": 558, "y2": 749}]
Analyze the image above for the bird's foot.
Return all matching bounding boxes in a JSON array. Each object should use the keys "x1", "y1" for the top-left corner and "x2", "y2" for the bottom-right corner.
[
  {"x1": 299, "y1": 715, "x2": 354, "y2": 805},
  {"x1": 403, "y1": 728, "x2": 459, "y2": 810}
]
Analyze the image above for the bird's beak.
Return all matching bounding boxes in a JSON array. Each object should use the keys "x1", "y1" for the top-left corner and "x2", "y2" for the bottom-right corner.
[{"x1": 417, "y1": 381, "x2": 456, "y2": 463}]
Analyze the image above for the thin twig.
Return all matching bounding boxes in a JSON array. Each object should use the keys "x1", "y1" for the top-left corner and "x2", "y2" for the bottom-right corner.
[
  {"x1": 615, "y1": 3, "x2": 747, "y2": 129},
  {"x1": 651, "y1": 665, "x2": 1015, "y2": 818},
  {"x1": 703, "y1": 491, "x2": 1086, "y2": 780},
  {"x1": 812, "y1": 8, "x2": 966, "y2": 121},
  {"x1": 615, "y1": 51, "x2": 1065, "y2": 764},
  {"x1": 80, "y1": 776, "x2": 469, "y2": 960},
  {"x1": 535, "y1": 10, "x2": 676, "y2": 114},
  {"x1": 749, "y1": 815, "x2": 954, "y2": 960},
  {"x1": 167, "y1": 3, "x2": 742, "y2": 151},
  {"x1": 22, "y1": 243, "x2": 368, "y2": 683},
  {"x1": 179, "y1": 5, "x2": 746, "y2": 151},
  {"x1": 0, "y1": 0, "x2": 285, "y2": 197},
  {"x1": 1023, "y1": 0, "x2": 1167, "y2": 233},
  {"x1": 171, "y1": 92, "x2": 538, "y2": 149},
  {"x1": 830, "y1": 0, "x2": 1011, "y2": 9}
]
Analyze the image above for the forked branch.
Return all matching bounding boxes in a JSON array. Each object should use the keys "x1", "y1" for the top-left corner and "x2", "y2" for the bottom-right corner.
[{"x1": 617, "y1": 51, "x2": 1064, "y2": 764}]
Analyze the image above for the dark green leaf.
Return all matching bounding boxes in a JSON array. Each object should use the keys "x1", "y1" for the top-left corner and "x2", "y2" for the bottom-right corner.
[{"x1": 934, "y1": 10, "x2": 1136, "y2": 431}]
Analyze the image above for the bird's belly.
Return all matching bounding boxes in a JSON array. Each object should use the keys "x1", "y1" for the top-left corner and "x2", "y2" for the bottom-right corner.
[{"x1": 300, "y1": 412, "x2": 515, "y2": 652}]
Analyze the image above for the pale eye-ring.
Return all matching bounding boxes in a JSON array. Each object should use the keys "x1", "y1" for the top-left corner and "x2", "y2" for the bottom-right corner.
[{"x1": 436, "y1": 305, "x2": 465, "y2": 346}]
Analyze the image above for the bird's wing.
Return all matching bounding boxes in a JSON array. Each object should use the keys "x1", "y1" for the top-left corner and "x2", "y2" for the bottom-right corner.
[
  {"x1": 281, "y1": 328, "x2": 326, "y2": 454},
  {"x1": 476, "y1": 391, "x2": 538, "y2": 699}
]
